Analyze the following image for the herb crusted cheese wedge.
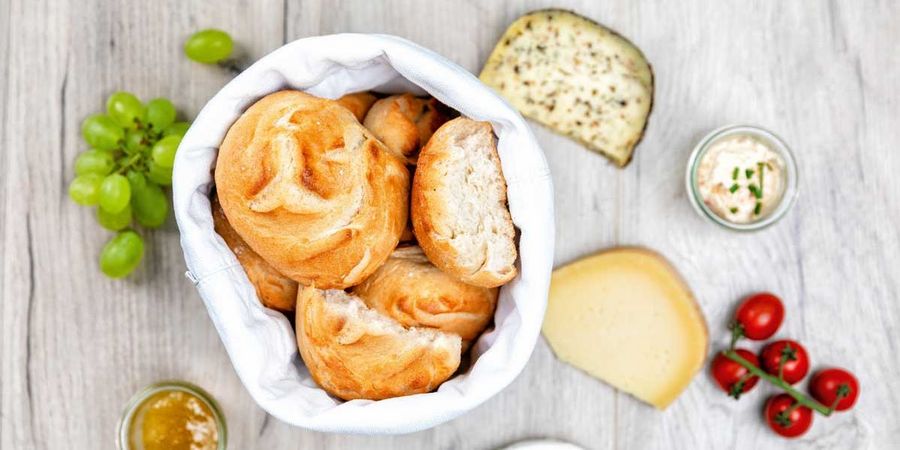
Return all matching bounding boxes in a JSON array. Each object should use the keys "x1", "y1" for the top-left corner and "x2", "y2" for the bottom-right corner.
[{"x1": 480, "y1": 10, "x2": 653, "y2": 167}]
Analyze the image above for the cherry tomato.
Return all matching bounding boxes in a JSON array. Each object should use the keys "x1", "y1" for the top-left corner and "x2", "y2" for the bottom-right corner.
[
  {"x1": 764, "y1": 394, "x2": 813, "y2": 438},
  {"x1": 711, "y1": 349, "x2": 760, "y2": 398},
  {"x1": 760, "y1": 339, "x2": 809, "y2": 384},
  {"x1": 809, "y1": 368, "x2": 860, "y2": 411},
  {"x1": 734, "y1": 292, "x2": 785, "y2": 340}
]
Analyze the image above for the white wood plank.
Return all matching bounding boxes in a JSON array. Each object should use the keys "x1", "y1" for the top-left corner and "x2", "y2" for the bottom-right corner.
[{"x1": 0, "y1": 1, "x2": 283, "y2": 449}]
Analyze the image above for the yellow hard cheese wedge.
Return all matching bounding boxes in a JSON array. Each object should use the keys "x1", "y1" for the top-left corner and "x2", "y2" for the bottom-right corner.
[{"x1": 543, "y1": 248, "x2": 708, "y2": 409}]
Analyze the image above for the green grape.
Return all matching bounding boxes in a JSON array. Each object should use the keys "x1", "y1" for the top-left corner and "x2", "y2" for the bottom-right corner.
[
  {"x1": 99, "y1": 230, "x2": 144, "y2": 278},
  {"x1": 146, "y1": 98, "x2": 176, "y2": 131},
  {"x1": 106, "y1": 91, "x2": 145, "y2": 129},
  {"x1": 184, "y1": 29, "x2": 234, "y2": 64},
  {"x1": 131, "y1": 182, "x2": 169, "y2": 228},
  {"x1": 98, "y1": 174, "x2": 131, "y2": 213},
  {"x1": 124, "y1": 129, "x2": 148, "y2": 154},
  {"x1": 81, "y1": 114, "x2": 124, "y2": 150},
  {"x1": 146, "y1": 161, "x2": 173, "y2": 186},
  {"x1": 151, "y1": 135, "x2": 181, "y2": 168},
  {"x1": 74, "y1": 149, "x2": 116, "y2": 176},
  {"x1": 126, "y1": 170, "x2": 148, "y2": 192},
  {"x1": 97, "y1": 203, "x2": 132, "y2": 231},
  {"x1": 68, "y1": 174, "x2": 104, "y2": 206},
  {"x1": 164, "y1": 121, "x2": 191, "y2": 138}
]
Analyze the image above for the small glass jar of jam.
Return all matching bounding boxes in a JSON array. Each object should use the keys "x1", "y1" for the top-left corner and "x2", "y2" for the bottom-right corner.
[{"x1": 117, "y1": 381, "x2": 226, "y2": 450}]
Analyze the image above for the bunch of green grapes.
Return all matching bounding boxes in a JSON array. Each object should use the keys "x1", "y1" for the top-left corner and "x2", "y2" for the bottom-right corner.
[{"x1": 68, "y1": 91, "x2": 190, "y2": 278}]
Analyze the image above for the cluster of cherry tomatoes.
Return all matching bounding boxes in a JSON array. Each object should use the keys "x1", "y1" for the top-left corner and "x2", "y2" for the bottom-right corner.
[{"x1": 709, "y1": 293, "x2": 860, "y2": 438}]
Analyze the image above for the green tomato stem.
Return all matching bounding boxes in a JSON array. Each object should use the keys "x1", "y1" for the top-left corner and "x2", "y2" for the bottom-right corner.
[
  {"x1": 722, "y1": 350, "x2": 833, "y2": 416},
  {"x1": 777, "y1": 353, "x2": 786, "y2": 381},
  {"x1": 826, "y1": 384, "x2": 850, "y2": 412},
  {"x1": 729, "y1": 322, "x2": 743, "y2": 350}
]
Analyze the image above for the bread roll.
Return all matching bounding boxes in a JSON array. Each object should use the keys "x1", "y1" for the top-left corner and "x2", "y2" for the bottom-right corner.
[
  {"x1": 335, "y1": 91, "x2": 377, "y2": 122},
  {"x1": 353, "y1": 246, "x2": 497, "y2": 348},
  {"x1": 215, "y1": 90, "x2": 409, "y2": 289},
  {"x1": 411, "y1": 117, "x2": 518, "y2": 288},
  {"x1": 296, "y1": 287, "x2": 461, "y2": 400},
  {"x1": 399, "y1": 224, "x2": 416, "y2": 243},
  {"x1": 211, "y1": 195, "x2": 298, "y2": 312},
  {"x1": 363, "y1": 94, "x2": 451, "y2": 163}
]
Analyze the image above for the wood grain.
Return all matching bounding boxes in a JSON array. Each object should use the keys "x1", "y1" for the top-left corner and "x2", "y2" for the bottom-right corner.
[{"x1": 1, "y1": 0, "x2": 898, "y2": 449}]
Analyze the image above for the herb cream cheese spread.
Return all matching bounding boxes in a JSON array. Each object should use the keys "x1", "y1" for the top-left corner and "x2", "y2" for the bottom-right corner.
[{"x1": 696, "y1": 134, "x2": 786, "y2": 224}]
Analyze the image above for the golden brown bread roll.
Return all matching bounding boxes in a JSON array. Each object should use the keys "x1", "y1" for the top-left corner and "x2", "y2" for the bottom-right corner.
[
  {"x1": 411, "y1": 117, "x2": 518, "y2": 288},
  {"x1": 335, "y1": 91, "x2": 377, "y2": 122},
  {"x1": 211, "y1": 195, "x2": 298, "y2": 312},
  {"x1": 352, "y1": 246, "x2": 497, "y2": 349},
  {"x1": 215, "y1": 90, "x2": 409, "y2": 289},
  {"x1": 296, "y1": 286, "x2": 462, "y2": 400},
  {"x1": 363, "y1": 94, "x2": 452, "y2": 163},
  {"x1": 399, "y1": 222, "x2": 415, "y2": 242}
]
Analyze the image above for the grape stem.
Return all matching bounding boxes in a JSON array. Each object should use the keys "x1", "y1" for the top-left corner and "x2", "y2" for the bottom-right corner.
[
  {"x1": 722, "y1": 350, "x2": 834, "y2": 416},
  {"x1": 218, "y1": 59, "x2": 248, "y2": 76},
  {"x1": 116, "y1": 153, "x2": 143, "y2": 174}
]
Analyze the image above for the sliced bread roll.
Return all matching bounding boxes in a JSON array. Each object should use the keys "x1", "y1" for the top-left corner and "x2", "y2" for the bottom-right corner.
[
  {"x1": 296, "y1": 287, "x2": 461, "y2": 400},
  {"x1": 411, "y1": 117, "x2": 517, "y2": 288},
  {"x1": 479, "y1": 9, "x2": 654, "y2": 167}
]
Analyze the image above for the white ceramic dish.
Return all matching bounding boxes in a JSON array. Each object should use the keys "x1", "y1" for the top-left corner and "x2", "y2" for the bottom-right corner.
[
  {"x1": 501, "y1": 439, "x2": 584, "y2": 450},
  {"x1": 173, "y1": 34, "x2": 555, "y2": 434}
]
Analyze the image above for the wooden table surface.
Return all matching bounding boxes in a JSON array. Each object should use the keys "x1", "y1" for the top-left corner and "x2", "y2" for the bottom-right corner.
[{"x1": 2, "y1": 0, "x2": 898, "y2": 449}]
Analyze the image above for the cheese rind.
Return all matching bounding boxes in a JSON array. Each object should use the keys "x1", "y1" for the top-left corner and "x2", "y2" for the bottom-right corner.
[
  {"x1": 479, "y1": 9, "x2": 653, "y2": 167},
  {"x1": 543, "y1": 248, "x2": 708, "y2": 409}
]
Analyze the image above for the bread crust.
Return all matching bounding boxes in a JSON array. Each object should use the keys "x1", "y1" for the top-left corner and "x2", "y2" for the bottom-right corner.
[
  {"x1": 411, "y1": 117, "x2": 518, "y2": 288},
  {"x1": 215, "y1": 90, "x2": 409, "y2": 289},
  {"x1": 211, "y1": 195, "x2": 298, "y2": 312},
  {"x1": 363, "y1": 94, "x2": 451, "y2": 163},
  {"x1": 295, "y1": 287, "x2": 461, "y2": 400},
  {"x1": 352, "y1": 246, "x2": 497, "y2": 349},
  {"x1": 335, "y1": 91, "x2": 377, "y2": 122}
]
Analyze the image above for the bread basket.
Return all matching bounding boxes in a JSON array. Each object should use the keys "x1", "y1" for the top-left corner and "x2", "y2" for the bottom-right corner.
[{"x1": 173, "y1": 34, "x2": 554, "y2": 434}]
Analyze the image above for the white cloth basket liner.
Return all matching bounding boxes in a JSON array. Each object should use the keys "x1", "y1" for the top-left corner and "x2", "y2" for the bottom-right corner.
[{"x1": 173, "y1": 33, "x2": 555, "y2": 434}]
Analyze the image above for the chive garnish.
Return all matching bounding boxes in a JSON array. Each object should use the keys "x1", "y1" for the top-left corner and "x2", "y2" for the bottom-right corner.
[
  {"x1": 754, "y1": 202, "x2": 762, "y2": 215},
  {"x1": 732, "y1": 167, "x2": 739, "y2": 180},
  {"x1": 758, "y1": 162, "x2": 765, "y2": 197},
  {"x1": 745, "y1": 169, "x2": 754, "y2": 179},
  {"x1": 730, "y1": 207, "x2": 738, "y2": 214},
  {"x1": 748, "y1": 184, "x2": 762, "y2": 199},
  {"x1": 729, "y1": 184, "x2": 739, "y2": 193}
]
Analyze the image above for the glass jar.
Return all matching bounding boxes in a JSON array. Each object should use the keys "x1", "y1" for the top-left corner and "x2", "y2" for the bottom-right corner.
[
  {"x1": 117, "y1": 381, "x2": 227, "y2": 450},
  {"x1": 685, "y1": 124, "x2": 798, "y2": 231}
]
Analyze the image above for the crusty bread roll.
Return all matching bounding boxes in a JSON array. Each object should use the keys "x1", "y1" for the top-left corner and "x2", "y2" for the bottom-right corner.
[
  {"x1": 215, "y1": 90, "x2": 409, "y2": 289},
  {"x1": 352, "y1": 246, "x2": 497, "y2": 349},
  {"x1": 211, "y1": 195, "x2": 298, "y2": 312},
  {"x1": 363, "y1": 94, "x2": 451, "y2": 163},
  {"x1": 335, "y1": 91, "x2": 377, "y2": 122},
  {"x1": 399, "y1": 224, "x2": 416, "y2": 242},
  {"x1": 296, "y1": 287, "x2": 462, "y2": 400},
  {"x1": 411, "y1": 117, "x2": 518, "y2": 288}
]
